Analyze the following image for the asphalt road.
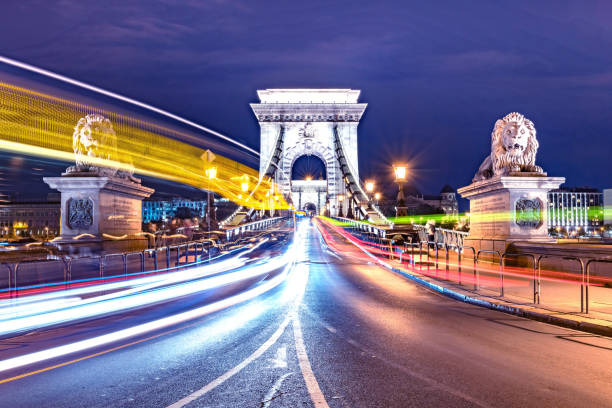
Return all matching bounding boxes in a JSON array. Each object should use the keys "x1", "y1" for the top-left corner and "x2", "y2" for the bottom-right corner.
[{"x1": 0, "y1": 220, "x2": 611, "y2": 407}]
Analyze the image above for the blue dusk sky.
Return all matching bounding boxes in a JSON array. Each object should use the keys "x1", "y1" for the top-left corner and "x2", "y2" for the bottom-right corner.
[{"x1": 0, "y1": 0, "x2": 611, "y2": 200}]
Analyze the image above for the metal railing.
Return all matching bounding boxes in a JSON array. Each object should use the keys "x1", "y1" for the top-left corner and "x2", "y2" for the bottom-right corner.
[
  {"x1": 223, "y1": 217, "x2": 284, "y2": 241},
  {"x1": 0, "y1": 237, "x2": 228, "y2": 297},
  {"x1": 335, "y1": 224, "x2": 611, "y2": 315},
  {"x1": 413, "y1": 225, "x2": 468, "y2": 248},
  {"x1": 333, "y1": 217, "x2": 387, "y2": 238}
]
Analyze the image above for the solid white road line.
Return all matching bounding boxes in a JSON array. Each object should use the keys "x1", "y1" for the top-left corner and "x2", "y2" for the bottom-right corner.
[
  {"x1": 165, "y1": 315, "x2": 292, "y2": 408},
  {"x1": 293, "y1": 314, "x2": 330, "y2": 408},
  {"x1": 261, "y1": 372, "x2": 293, "y2": 408}
]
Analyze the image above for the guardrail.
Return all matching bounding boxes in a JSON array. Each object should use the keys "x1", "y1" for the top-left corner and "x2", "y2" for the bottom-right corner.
[
  {"x1": 436, "y1": 228, "x2": 468, "y2": 248},
  {"x1": 336, "y1": 226, "x2": 611, "y2": 315},
  {"x1": 332, "y1": 217, "x2": 387, "y2": 238},
  {"x1": 413, "y1": 225, "x2": 468, "y2": 248},
  {"x1": 223, "y1": 217, "x2": 284, "y2": 241},
  {"x1": 0, "y1": 237, "x2": 228, "y2": 297}
]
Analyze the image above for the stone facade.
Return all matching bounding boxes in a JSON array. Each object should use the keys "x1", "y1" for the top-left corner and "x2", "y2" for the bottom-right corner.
[
  {"x1": 251, "y1": 89, "x2": 366, "y2": 217},
  {"x1": 459, "y1": 175, "x2": 565, "y2": 252},
  {"x1": 44, "y1": 175, "x2": 154, "y2": 239}
]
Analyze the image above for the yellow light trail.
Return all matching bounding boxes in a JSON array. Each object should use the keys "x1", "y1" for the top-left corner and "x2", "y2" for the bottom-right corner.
[{"x1": 0, "y1": 82, "x2": 288, "y2": 210}]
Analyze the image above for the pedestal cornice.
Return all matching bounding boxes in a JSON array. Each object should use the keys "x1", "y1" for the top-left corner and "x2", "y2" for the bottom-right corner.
[
  {"x1": 44, "y1": 176, "x2": 154, "y2": 199},
  {"x1": 458, "y1": 175, "x2": 566, "y2": 199}
]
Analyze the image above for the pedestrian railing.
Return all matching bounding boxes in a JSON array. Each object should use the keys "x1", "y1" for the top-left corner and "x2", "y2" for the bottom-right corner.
[
  {"x1": 334, "y1": 223, "x2": 611, "y2": 315},
  {"x1": 224, "y1": 217, "x2": 284, "y2": 241},
  {"x1": 332, "y1": 217, "x2": 387, "y2": 238},
  {"x1": 0, "y1": 235, "x2": 244, "y2": 297}
]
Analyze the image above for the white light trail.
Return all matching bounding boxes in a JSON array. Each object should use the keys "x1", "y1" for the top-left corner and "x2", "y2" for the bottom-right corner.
[
  {"x1": 0, "y1": 229, "x2": 304, "y2": 375},
  {"x1": 0, "y1": 255, "x2": 289, "y2": 336},
  {"x1": 0, "y1": 238, "x2": 267, "y2": 319},
  {"x1": 0, "y1": 55, "x2": 259, "y2": 157},
  {"x1": 0, "y1": 269, "x2": 289, "y2": 374}
]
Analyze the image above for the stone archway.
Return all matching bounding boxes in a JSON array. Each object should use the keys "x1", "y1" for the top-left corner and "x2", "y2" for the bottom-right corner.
[
  {"x1": 251, "y1": 89, "x2": 366, "y2": 217},
  {"x1": 303, "y1": 202, "x2": 317, "y2": 215}
]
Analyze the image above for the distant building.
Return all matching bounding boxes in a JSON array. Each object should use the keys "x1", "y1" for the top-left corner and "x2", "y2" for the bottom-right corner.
[
  {"x1": 142, "y1": 197, "x2": 234, "y2": 223},
  {"x1": 547, "y1": 187, "x2": 603, "y2": 234},
  {"x1": 0, "y1": 195, "x2": 60, "y2": 238},
  {"x1": 143, "y1": 198, "x2": 207, "y2": 223},
  {"x1": 378, "y1": 185, "x2": 458, "y2": 217},
  {"x1": 604, "y1": 189, "x2": 612, "y2": 226},
  {"x1": 420, "y1": 185, "x2": 459, "y2": 216}
]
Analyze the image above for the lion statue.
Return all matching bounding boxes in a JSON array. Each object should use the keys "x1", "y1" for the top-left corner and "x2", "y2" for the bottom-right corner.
[
  {"x1": 472, "y1": 112, "x2": 544, "y2": 182},
  {"x1": 66, "y1": 114, "x2": 133, "y2": 178}
]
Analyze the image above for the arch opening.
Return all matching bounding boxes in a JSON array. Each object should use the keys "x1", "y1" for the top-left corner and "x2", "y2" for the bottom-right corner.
[
  {"x1": 291, "y1": 154, "x2": 326, "y2": 180},
  {"x1": 303, "y1": 202, "x2": 317, "y2": 216}
]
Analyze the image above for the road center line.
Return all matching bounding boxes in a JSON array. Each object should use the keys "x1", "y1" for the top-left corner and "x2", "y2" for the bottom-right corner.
[
  {"x1": 165, "y1": 314, "x2": 292, "y2": 408},
  {"x1": 166, "y1": 233, "x2": 311, "y2": 408},
  {"x1": 292, "y1": 314, "x2": 330, "y2": 408},
  {"x1": 261, "y1": 372, "x2": 293, "y2": 408}
]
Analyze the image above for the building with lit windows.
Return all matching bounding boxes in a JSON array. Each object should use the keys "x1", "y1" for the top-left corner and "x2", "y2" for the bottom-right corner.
[
  {"x1": 142, "y1": 197, "x2": 235, "y2": 224},
  {"x1": 142, "y1": 198, "x2": 208, "y2": 223},
  {"x1": 0, "y1": 197, "x2": 60, "y2": 238},
  {"x1": 547, "y1": 187, "x2": 603, "y2": 234}
]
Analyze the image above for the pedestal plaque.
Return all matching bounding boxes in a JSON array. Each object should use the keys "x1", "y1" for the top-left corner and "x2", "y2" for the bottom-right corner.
[
  {"x1": 458, "y1": 174, "x2": 564, "y2": 252},
  {"x1": 44, "y1": 174, "x2": 154, "y2": 253}
]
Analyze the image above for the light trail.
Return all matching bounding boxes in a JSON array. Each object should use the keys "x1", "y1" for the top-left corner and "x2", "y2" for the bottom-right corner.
[
  {"x1": 0, "y1": 240, "x2": 280, "y2": 334},
  {"x1": 0, "y1": 55, "x2": 259, "y2": 156},
  {"x1": 0, "y1": 83, "x2": 288, "y2": 209},
  {"x1": 0, "y1": 238, "x2": 264, "y2": 309},
  {"x1": 0, "y1": 220, "x2": 305, "y2": 375},
  {"x1": 0, "y1": 268, "x2": 289, "y2": 375},
  {"x1": 0, "y1": 254, "x2": 288, "y2": 337},
  {"x1": 318, "y1": 217, "x2": 612, "y2": 288}
]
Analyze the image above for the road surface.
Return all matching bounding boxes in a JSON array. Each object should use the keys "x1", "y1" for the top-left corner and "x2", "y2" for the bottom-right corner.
[{"x1": 0, "y1": 220, "x2": 611, "y2": 407}]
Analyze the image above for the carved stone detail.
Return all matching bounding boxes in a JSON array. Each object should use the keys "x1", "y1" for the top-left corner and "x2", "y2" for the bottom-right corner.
[
  {"x1": 515, "y1": 197, "x2": 542, "y2": 229},
  {"x1": 68, "y1": 198, "x2": 94, "y2": 229},
  {"x1": 65, "y1": 114, "x2": 135, "y2": 180},
  {"x1": 473, "y1": 112, "x2": 545, "y2": 182}
]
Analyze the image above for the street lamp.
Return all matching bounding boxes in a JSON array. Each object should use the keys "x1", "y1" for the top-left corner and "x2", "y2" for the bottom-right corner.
[
  {"x1": 338, "y1": 194, "x2": 345, "y2": 218},
  {"x1": 393, "y1": 164, "x2": 408, "y2": 217},
  {"x1": 346, "y1": 191, "x2": 353, "y2": 219},
  {"x1": 205, "y1": 166, "x2": 217, "y2": 237},
  {"x1": 365, "y1": 181, "x2": 374, "y2": 210}
]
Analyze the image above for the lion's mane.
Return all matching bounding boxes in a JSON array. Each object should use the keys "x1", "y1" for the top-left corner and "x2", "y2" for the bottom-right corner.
[
  {"x1": 472, "y1": 112, "x2": 543, "y2": 182},
  {"x1": 71, "y1": 114, "x2": 118, "y2": 175},
  {"x1": 491, "y1": 112, "x2": 538, "y2": 175}
]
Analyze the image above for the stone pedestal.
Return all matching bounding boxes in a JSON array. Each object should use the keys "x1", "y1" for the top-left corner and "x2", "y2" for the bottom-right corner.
[
  {"x1": 44, "y1": 174, "x2": 154, "y2": 254},
  {"x1": 458, "y1": 174, "x2": 564, "y2": 253}
]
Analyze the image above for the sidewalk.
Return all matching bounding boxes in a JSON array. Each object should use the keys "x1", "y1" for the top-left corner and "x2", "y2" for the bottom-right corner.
[
  {"x1": 319, "y1": 219, "x2": 612, "y2": 337},
  {"x1": 383, "y1": 257, "x2": 612, "y2": 337}
]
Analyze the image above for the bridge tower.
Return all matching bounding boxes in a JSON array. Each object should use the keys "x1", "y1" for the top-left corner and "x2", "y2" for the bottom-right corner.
[{"x1": 251, "y1": 89, "x2": 367, "y2": 217}]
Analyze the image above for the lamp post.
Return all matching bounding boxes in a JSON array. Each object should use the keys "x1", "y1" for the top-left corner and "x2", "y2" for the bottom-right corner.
[
  {"x1": 365, "y1": 181, "x2": 375, "y2": 210},
  {"x1": 393, "y1": 164, "x2": 408, "y2": 217},
  {"x1": 205, "y1": 166, "x2": 217, "y2": 235},
  {"x1": 338, "y1": 194, "x2": 345, "y2": 218},
  {"x1": 374, "y1": 192, "x2": 381, "y2": 207},
  {"x1": 346, "y1": 191, "x2": 353, "y2": 219}
]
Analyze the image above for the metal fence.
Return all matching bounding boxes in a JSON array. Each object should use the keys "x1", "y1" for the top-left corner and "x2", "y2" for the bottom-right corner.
[
  {"x1": 335, "y1": 224, "x2": 611, "y2": 315},
  {"x1": 0, "y1": 238, "x2": 223, "y2": 297},
  {"x1": 224, "y1": 217, "x2": 285, "y2": 241},
  {"x1": 333, "y1": 217, "x2": 388, "y2": 238}
]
